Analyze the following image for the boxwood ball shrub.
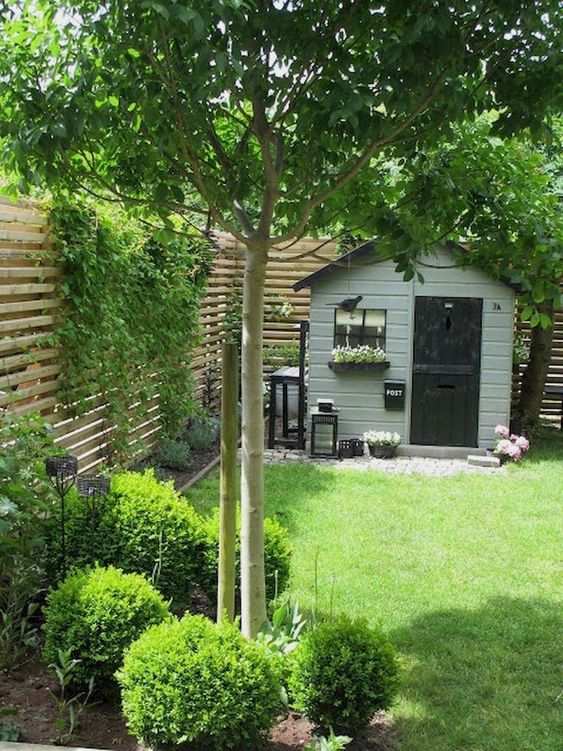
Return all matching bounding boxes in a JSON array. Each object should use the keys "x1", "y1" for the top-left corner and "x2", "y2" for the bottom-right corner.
[
  {"x1": 118, "y1": 614, "x2": 282, "y2": 750},
  {"x1": 43, "y1": 566, "x2": 169, "y2": 696},
  {"x1": 290, "y1": 615, "x2": 399, "y2": 733},
  {"x1": 202, "y1": 512, "x2": 292, "y2": 602},
  {"x1": 47, "y1": 470, "x2": 209, "y2": 612}
]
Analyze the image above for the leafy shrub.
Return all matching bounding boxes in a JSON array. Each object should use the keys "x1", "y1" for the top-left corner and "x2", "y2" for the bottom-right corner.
[
  {"x1": 50, "y1": 200, "x2": 210, "y2": 463},
  {"x1": 306, "y1": 730, "x2": 352, "y2": 751},
  {"x1": 0, "y1": 413, "x2": 57, "y2": 668},
  {"x1": 290, "y1": 616, "x2": 399, "y2": 733},
  {"x1": 43, "y1": 566, "x2": 169, "y2": 696},
  {"x1": 203, "y1": 512, "x2": 292, "y2": 602},
  {"x1": 155, "y1": 436, "x2": 192, "y2": 470},
  {"x1": 47, "y1": 470, "x2": 208, "y2": 612},
  {"x1": 185, "y1": 414, "x2": 221, "y2": 451},
  {"x1": 118, "y1": 614, "x2": 282, "y2": 750},
  {"x1": 263, "y1": 342, "x2": 300, "y2": 367}
]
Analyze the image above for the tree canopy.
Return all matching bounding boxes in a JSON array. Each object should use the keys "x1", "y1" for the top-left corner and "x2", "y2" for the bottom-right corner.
[
  {"x1": 1, "y1": 0, "x2": 561, "y2": 248},
  {"x1": 338, "y1": 116, "x2": 562, "y2": 320}
]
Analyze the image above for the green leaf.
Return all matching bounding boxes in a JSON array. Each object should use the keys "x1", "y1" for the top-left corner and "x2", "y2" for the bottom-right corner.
[{"x1": 532, "y1": 283, "x2": 545, "y2": 303}]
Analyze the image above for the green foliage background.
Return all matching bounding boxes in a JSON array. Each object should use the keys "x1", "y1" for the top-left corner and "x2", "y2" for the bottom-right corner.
[{"x1": 48, "y1": 201, "x2": 211, "y2": 462}]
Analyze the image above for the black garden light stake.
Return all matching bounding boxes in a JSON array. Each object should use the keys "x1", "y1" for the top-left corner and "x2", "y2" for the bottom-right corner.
[
  {"x1": 77, "y1": 474, "x2": 111, "y2": 564},
  {"x1": 45, "y1": 455, "x2": 78, "y2": 579}
]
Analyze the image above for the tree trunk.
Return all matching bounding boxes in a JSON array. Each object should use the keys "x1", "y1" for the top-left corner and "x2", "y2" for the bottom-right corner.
[
  {"x1": 217, "y1": 341, "x2": 238, "y2": 623},
  {"x1": 240, "y1": 248, "x2": 268, "y2": 638},
  {"x1": 518, "y1": 300, "x2": 555, "y2": 426}
]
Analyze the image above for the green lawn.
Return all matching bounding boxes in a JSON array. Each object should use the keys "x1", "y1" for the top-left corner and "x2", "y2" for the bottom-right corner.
[{"x1": 187, "y1": 431, "x2": 563, "y2": 751}]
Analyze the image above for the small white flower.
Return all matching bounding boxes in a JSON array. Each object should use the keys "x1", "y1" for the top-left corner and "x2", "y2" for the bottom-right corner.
[
  {"x1": 331, "y1": 345, "x2": 386, "y2": 363},
  {"x1": 362, "y1": 430, "x2": 401, "y2": 446}
]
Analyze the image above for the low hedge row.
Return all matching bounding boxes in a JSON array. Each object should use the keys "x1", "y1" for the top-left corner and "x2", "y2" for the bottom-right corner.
[
  {"x1": 43, "y1": 566, "x2": 399, "y2": 742},
  {"x1": 47, "y1": 470, "x2": 291, "y2": 613}
]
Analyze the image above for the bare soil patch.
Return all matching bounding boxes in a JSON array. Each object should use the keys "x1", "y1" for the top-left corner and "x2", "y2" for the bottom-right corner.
[{"x1": 1, "y1": 655, "x2": 394, "y2": 750}]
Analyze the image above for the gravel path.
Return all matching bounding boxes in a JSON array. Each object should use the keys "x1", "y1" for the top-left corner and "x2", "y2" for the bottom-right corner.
[{"x1": 262, "y1": 449, "x2": 506, "y2": 476}]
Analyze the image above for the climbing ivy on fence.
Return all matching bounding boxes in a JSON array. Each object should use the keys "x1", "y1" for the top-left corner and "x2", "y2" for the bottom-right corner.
[{"x1": 49, "y1": 200, "x2": 211, "y2": 463}]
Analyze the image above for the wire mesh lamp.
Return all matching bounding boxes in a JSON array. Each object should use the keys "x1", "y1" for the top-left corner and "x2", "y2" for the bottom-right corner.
[
  {"x1": 45, "y1": 455, "x2": 78, "y2": 578},
  {"x1": 77, "y1": 474, "x2": 111, "y2": 562}
]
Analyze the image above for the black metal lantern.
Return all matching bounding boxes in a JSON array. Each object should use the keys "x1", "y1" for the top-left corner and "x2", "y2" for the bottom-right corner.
[
  {"x1": 77, "y1": 475, "x2": 111, "y2": 563},
  {"x1": 45, "y1": 455, "x2": 78, "y2": 578},
  {"x1": 310, "y1": 412, "x2": 338, "y2": 458}
]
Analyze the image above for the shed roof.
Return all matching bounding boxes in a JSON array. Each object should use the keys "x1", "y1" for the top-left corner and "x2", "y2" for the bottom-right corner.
[{"x1": 292, "y1": 240, "x2": 519, "y2": 292}]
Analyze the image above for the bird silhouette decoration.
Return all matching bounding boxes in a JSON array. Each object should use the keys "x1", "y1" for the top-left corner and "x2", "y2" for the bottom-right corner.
[{"x1": 328, "y1": 295, "x2": 363, "y2": 315}]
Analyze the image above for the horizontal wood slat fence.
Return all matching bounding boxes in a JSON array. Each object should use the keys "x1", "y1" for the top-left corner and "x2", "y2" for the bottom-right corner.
[
  {"x1": 512, "y1": 305, "x2": 563, "y2": 425},
  {"x1": 1, "y1": 198, "x2": 561, "y2": 472}
]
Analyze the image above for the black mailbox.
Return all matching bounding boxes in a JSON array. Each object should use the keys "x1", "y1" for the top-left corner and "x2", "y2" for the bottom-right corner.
[{"x1": 384, "y1": 380, "x2": 406, "y2": 410}]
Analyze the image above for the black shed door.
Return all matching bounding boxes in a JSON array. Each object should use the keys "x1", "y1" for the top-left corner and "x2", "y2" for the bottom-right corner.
[{"x1": 410, "y1": 297, "x2": 482, "y2": 446}]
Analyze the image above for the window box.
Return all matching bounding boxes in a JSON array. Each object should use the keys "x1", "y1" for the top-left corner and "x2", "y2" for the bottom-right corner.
[{"x1": 328, "y1": 361, "x2": 390, "y2": 372}]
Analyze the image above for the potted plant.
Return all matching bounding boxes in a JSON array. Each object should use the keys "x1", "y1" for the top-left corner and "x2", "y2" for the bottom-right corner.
[
  {"x1": 492, "y1": 425, "x2": 530, "y2": 463},
  {"x1": 329, "y1": 345, "x2": 390, "y2": 372},
  {"x1": 363, "y1": 430, "x2": 401, "y2": 458}
]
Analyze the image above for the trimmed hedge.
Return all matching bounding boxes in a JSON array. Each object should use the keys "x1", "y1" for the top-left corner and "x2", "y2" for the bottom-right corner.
[
  {"x1": 48, "y1": 470, "x2": 292, "y2": 615},
  {"x1": 109, "y1": 471, "x2": 207, "y2": 611},
  {"x1": 47, "y1": 470, "x2": 209, "y2": 612},
  {"x1": 202, "y1": 511, "x2": 292, "y2": 602},
  {"x1": 118, "y1": 614, "x2": 282, "y2": 749},
  {"x1": 43, "y1": 566, "x2": 169, "y2": 696},
  {"x1": 289, "y1": 615, "x2": 399, "y2": 733}
]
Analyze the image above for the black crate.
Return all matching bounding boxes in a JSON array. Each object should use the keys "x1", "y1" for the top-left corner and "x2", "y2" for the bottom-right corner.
[{"x1": 338, "y1": 439, "x2": 354, "y2": 459}]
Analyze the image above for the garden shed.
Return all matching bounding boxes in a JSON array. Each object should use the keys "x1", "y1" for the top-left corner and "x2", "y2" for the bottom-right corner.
[{"x1": 294, "y1": 241, "x2": 516, "y2": 451}]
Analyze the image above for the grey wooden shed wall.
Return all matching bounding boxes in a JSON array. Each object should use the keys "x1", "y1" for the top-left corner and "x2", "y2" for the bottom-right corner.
[{"x1": 306, "y1": 245, "x2": 515, "y2": 448}]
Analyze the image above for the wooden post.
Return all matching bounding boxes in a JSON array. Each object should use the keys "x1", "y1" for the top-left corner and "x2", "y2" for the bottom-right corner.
[{"x1": 218, "y1": 340, "x2": 239, "y2": 623}]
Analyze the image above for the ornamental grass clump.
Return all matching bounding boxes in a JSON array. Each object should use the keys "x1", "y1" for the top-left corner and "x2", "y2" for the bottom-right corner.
[
  {"x1": 155, "y1": 436, "x2": 192, "y2": 470},
  {"x1": 118, "y1": 614, "x2": 283, "y2": 750},
  {"x1": 289, "y1": 615, "x2": 399, "y2": 733},
  {"x1": 43, "y1": 566, "x2": 169, "y2": 697},
  {"x1": 331, "y1": 345, "x2": 386, "y2": 363}
]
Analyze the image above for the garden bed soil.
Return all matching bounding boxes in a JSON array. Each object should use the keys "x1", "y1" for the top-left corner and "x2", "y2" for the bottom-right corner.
[{"x1": 1, "y1": 655, "x2": 395, "y2": 751}]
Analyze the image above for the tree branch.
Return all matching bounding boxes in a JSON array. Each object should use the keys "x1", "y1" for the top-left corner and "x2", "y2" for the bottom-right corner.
[{"x1": 273, "y1": 68, "x2": 448, "y2": 244}]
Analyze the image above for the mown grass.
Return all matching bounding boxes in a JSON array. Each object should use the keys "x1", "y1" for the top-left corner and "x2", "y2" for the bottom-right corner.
[{"x1": 187, "y1": 430, "x2": 563, "y2": 751}]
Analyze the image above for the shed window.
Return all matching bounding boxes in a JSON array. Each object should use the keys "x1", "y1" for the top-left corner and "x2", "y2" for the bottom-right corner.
[{"x1": 334, "y1": 309, "x2": 386, "y2": 349}]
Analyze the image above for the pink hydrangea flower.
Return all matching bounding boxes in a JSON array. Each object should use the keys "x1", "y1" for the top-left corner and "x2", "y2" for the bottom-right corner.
[
  {"x1": 495, "y1": 439, "x2": 512, "y2": 455},
  {"x1": 510, "y1": 434, "x2": 519, "y2": 442},
  {"x1": 495, "y1": 425, "x2": 510, "y2": 438},
  {"x1": 507, "y1": 443, "x2": 522, "y2": 461},
  {"x1": 515, "y1": 435, "x2": 530, "y2": 452}
]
